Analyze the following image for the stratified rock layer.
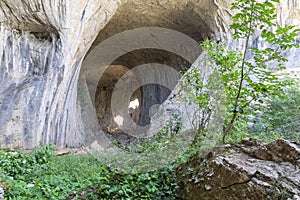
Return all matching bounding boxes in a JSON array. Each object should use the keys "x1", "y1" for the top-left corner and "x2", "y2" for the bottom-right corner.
[{"x1": 178, "y1": 139, "x2": 300, "y2": 200}]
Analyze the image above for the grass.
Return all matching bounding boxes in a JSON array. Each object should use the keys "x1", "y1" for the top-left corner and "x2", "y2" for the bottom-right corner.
[{"x1": 0, "y1": 146, "x2": 179, "y2": 200}]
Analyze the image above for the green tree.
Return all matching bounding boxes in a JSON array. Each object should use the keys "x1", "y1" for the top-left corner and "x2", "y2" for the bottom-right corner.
[
  {"x1": 250, "y1": 79, "x2": 300, "y2": 141},
  {"x1": 181, "y1": 0, "x2": 300, "y2": 143}
]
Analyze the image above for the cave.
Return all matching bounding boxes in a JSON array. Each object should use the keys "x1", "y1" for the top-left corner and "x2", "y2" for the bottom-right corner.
[
  {"x1": 93, "y1": 50, "x2": 188, "y2": 140},
  {"x1": 1, "y1": 1, "x2": 300, "y2": 199},
  {"x1": 78, "y1": 0, "x2": 230, "y2": 142},
  {"x1": 0, "y1": 0, "x2": 231, "y2": 148},
  {"x1": 94, "y1": 64, "x2": 142, "y2": 133}
]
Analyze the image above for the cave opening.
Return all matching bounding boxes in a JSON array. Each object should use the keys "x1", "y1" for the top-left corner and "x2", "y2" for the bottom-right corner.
[
  {"x1": 79, "y1": 0, "x2": 227, "y2": 145},
  {"x1": 95, "y1": 64, "x2": 142, "y2": 134},
  {"x1": 94, "y1": 49, "x2": 189, "y2": 141}
]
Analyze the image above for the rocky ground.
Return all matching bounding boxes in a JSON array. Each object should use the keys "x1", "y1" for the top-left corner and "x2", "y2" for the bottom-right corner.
[{"x1": 177, "y1": 139, "x2": 300, "y2": 200}]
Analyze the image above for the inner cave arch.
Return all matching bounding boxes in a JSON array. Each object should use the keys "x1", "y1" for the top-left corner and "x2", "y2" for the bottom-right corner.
[
  {"x1": 95, "y1": 64, "x2": 142, "y2": 133},
  {"x1": 94, "y1": 49, "x2": 190, "y2": 136}
]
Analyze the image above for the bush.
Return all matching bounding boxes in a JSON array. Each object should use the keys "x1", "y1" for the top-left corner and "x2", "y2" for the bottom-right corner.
[
  {"x1": 249, "y1": 80, "x2": 300, "y2": 141},
  {"x1": 0, "y1": 145, "x2": 179, "y2": 199}
]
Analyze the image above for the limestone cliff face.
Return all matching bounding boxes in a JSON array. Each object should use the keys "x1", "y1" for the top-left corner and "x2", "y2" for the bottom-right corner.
[
  {"x1": 0, "y1": 0, "x2": 120, "y2": 148},
  {"x1": 0, "y1": 0, "x2": 299, "y2": 148}
]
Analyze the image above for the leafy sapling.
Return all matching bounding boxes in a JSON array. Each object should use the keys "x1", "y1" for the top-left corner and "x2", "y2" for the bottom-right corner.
[{"x1": 182, "y1": 0, "x2": 300, "y2": 143}]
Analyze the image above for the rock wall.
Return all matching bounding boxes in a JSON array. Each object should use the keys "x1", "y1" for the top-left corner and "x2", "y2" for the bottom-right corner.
[{"x1": 0, "y1": 0, "x2": 120, "y2": 148}]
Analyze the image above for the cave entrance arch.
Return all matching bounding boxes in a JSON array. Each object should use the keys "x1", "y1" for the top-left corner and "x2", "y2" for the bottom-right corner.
[
  {"x1": 79, "y1": 28, "x2": 203, "y2": 146},
  {"x1": 78, "y1": 0, "x2": 230, "y2": 146}
]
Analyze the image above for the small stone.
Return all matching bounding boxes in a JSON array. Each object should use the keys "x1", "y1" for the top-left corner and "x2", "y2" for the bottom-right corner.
[
  {"x1": 27, "y1": 183, "x2": 35, "y2": 188},
  {"x1": 0, "y1": 186, "x2": 4, "y2": 200},
  {"x1": 205, "y1": 185, "x2": 212, "y2": 191},
  {"x1": 207, "y1": 172, "x2": 214, "y2": 177}
]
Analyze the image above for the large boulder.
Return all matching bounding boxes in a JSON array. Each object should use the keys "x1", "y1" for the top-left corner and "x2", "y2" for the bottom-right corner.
[{"x1": 177, "y1": 139, "x2": 300, "y2": 200}]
